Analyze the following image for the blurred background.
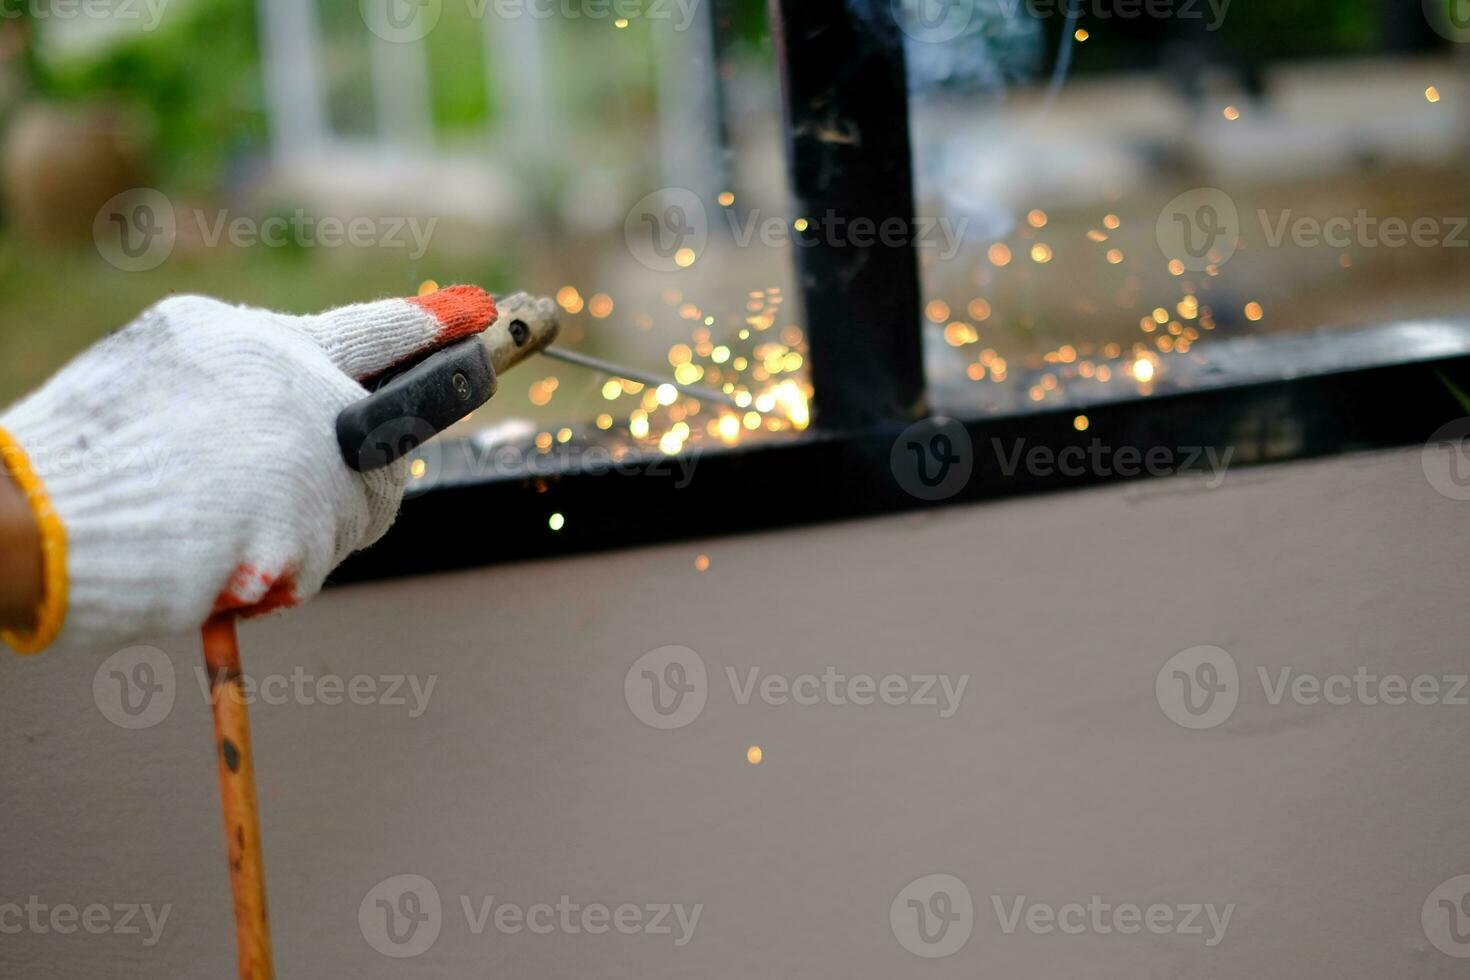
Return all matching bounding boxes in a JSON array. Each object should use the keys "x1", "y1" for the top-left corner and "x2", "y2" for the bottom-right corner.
[{"x1": 0, "y1": 0, "x2": 1465, "y2": 456}]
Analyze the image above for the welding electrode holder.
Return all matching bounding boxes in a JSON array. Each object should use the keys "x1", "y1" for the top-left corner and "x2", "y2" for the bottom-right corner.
[{"x1": 335, "y1": 337, "x2": 496, "y2": 472}]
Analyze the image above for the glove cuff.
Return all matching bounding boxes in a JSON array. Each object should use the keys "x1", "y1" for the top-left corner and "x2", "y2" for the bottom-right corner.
[{"x1": 0, "y1": 426, "x2": 68, "y2": 654}]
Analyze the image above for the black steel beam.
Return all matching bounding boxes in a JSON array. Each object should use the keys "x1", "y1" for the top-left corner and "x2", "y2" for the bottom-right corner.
[
  {"x1": 769, "y1": 0, "x2": 927, "y2": 429},
  {"x1": 334, "y1": 342, "x2": 1470, "y2": 584}
]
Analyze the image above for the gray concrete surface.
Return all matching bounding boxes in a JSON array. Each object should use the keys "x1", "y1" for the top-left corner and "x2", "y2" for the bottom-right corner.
[{"x1": 3, "y1": 445, "x2": 1469, "y2": 978}]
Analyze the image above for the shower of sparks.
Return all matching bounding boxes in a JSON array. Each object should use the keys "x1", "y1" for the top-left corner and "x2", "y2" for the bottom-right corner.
[{"x1": 507, "y1": 284, "x2": 813, "y2": 457}]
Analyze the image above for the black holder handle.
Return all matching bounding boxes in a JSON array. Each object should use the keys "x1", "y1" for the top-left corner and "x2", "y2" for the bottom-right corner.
[{"x1": 336, "y1": 338, "x2": 496, "y2": 472}]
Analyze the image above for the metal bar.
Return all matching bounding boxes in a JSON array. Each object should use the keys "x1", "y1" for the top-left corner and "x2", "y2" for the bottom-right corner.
[
  {"x1": 337, "y1": 339, "x2": 1470, "y2": 583},
  {"x1": 541, "y1": 347, "x2": 745, "y2": 411},
  {"x1": 769, "y1": 0, "x2": 927, "y2": 429}
]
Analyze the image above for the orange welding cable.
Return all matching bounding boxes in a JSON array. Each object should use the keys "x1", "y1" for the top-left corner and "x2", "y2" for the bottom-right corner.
[{"x1": 202, "y1": 614, "x2": 276, "y2": 980}]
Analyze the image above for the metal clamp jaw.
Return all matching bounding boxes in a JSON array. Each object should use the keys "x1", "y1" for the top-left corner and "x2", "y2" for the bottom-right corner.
[{"x1": 336, "y1": 292, "x2": 560, "y2": 472}]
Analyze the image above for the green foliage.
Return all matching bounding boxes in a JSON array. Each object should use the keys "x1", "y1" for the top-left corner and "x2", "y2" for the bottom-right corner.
[
  {"x1": 31, "y1": 0, "x2": 266, "y2": 190},
  {"x1": 1216, "y1": 0, "x2": 1378, "y2": 59}
]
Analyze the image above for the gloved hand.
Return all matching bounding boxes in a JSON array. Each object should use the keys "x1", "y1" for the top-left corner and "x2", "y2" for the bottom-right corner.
[{"x1": 0, "y1": 286, "x2": 497, "y2": 654}]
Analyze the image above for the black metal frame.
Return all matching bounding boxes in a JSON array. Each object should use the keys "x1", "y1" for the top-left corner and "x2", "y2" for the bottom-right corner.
[{"x1": 335, "y1": 0, "x2": 1470, "y2": 584}]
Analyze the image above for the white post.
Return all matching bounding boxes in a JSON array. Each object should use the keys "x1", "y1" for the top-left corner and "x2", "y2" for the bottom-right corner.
[
  {"x1": 368, "y1": 34, "x2": 436, "y2": 151},
  {"x1": 255, "y1": 0, "x2": 330, "y2": 158},
  {"x1": 482, "y1": 11, "x2": 559, "y2": 173}
]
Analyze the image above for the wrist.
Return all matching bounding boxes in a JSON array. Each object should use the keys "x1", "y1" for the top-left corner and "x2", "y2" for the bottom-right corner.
[
  {"x1": 0, "y1": 445, "x2": 42, "y2": 631},
  {"x1": 0, "y1": 427, "x2": 67, "y2": 653}
]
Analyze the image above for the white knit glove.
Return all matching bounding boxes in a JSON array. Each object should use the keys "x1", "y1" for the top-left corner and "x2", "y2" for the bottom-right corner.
[{"x1": 0, "y1": 286, "x2": 498, "y2": 654}]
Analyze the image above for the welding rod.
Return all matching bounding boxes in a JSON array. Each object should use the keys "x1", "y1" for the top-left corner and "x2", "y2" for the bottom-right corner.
[{"x1": 540, "y1": 346, "x2": 746, "y2": 412}]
